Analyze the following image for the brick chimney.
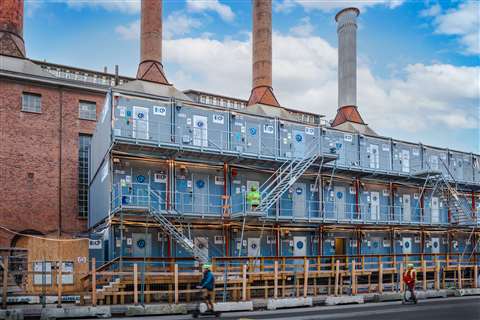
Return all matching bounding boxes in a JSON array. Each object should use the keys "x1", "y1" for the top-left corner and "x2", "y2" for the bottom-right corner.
[
  {"x1": 331, "y1": 7, "x2": 365, "y2": 127},
  {"x1": 247, "y1": 0, "x2": 280, "y2": 107},
  {"x1": 136, "y1": 0, "x2": 168, "y2": 84},
  {"x1": 0, "y1": 0, "x2": 26, "y2": 58}
]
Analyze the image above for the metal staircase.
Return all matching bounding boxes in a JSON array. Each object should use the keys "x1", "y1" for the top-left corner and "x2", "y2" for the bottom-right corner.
[
  {"x1": 253, "y1": 138, "x2": 322, "y2": 214},
  {"x1": 148, "y1": 190, "x2": 209, "y2": 263},
  {"x1": 436, "y1": 159, "x2": 476, "y2": 226}
]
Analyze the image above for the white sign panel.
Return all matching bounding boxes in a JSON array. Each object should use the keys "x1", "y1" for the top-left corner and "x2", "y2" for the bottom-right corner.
[{"x1": 153, "y1": 105, "x2": 167, "y2": 116}]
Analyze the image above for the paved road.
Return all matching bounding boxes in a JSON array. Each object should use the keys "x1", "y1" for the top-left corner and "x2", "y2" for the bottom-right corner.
[{"x1": 111, "y1": 296, "x2": 480, "y2": 320}]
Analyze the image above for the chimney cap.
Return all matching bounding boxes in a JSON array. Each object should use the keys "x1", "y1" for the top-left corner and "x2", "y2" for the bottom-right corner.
[{"x1": 335, "y1": 7, "x2": 360, "y2": 22}]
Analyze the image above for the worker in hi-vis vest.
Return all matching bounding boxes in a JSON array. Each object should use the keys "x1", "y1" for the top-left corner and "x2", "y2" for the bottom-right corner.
[
  {"x1": 402, "y1": 263, "x2": 418, "y2": 303},
  {"x1": 246, "y1": 186, "x2": 260, "y2": 211}
]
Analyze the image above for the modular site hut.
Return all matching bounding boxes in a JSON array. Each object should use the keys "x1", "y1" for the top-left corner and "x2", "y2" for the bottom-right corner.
[
  {"x1": 85, "y1": 83, "x2": 480, "y2": 303},
  {"x1": 84, "y1": 0, "x2": 480, "y2": 305}
]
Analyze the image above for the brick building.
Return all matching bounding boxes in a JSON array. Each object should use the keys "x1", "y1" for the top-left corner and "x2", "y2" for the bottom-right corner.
[{"x1": 0, "y1": 0, "x2": 257, "y2": 248}]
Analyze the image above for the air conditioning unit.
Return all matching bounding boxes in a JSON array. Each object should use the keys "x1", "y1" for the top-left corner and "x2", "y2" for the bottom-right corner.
[
  {"x1": 89, "y1": 239, "x2": 102, "y2": 249},
  {"x1": 414, "y1": 237, "x2": 421, "y2": 243},
  {"x1": 349, "y1": 240, "x2": 357, "y2": 247},
  {"x1": 266, "y1": 236, "x2": 276, "y2": 244},
  {"x1": 214, "y1": 236, "x2": 225, "y2": 244}
]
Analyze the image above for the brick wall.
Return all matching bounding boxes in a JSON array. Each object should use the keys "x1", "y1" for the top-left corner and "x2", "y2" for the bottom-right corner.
[{"x1": 0, "y1": 78, "x2": 105, "y2": 246}]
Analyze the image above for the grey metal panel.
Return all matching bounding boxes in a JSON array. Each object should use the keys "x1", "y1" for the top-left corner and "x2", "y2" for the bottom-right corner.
[
  {"x1": 90, "y1": 92, "x2": 112, "y2": 179},
  {"x1": 175, "y1": 105, "x2": 229, "y2": 150},
  {"x1": 423, "y1": 146, "x2": 448, "y2": 175},
  {"x1": 392, "y1": 141, "x2": 421, "y2": 174},
  {"x1": 113, "y1": 94, "x2": 172, "y2": 144},
  {"x1": 462, "y1": 154, "x2": 473, "y2": 182},
  {"x1": 322, "y1": 129, "x2": 358, "y2": 167},
  {"x1": 279, "y1": 121, "x2": 318, "y2": 158},
  {"x1": 449, "y1": 151, "x2": 466, "y2": 181},
  {"x1": 359, "y1": 136, "x2": 391, "y2": 171},
  {"x1": 89, "y1": 161, "x2": 111, "y2": 228},
  {"x1": 474, "y1": 156, "x2": 480, "y2": 182},
  {"x1": 230, "y1": 113, "x2": 276, "y2": 157}
]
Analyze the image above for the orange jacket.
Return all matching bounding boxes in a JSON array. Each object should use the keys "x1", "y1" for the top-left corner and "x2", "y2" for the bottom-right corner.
[{"x1": 403, "y1": 269, "x2": 416, "y2": 285}]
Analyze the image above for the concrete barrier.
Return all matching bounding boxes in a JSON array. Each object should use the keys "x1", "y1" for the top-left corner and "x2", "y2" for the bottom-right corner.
[
  {"x1": 40, "y1": 306, "x2": 110, "y2": 320},
  {"x1": 416, "y1": 289, "x2": 448, "y2": 299},
  {"x1": 125, "y1": 304, "x2": 187, "y2": 316},
  {"x1": 325, "y1": 295, "x2": 364, "y2": 305},
  {"x1": 267, "y1": 297, "x2": 313, "y2": 310},
  {"x1": 454, "y1": 288, "x2": 480, "y2": 296},
  {"x1": 0, "y1": 310, "x2": 23, "y2": 320},
  {"x1": 199, "y1": 301, "x2": 253, "y2": 313}
]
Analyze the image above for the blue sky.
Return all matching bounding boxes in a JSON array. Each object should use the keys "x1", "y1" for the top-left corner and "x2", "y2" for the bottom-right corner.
[{"x1": 24, "y1": 0, "x2": 479, "y2": 153}]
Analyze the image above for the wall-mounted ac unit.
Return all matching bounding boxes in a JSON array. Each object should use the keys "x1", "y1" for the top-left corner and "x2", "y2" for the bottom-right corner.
[{"x1": 214, "y1": 236, "x2": 225, "y2": 244}]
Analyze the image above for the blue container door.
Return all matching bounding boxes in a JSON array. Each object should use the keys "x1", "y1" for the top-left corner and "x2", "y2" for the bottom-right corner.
[
  {"x1": 292, "y1": 130, "x2": 306, "y2": 158},
  {"x1": 193, "y1": 174, "x2": 209, "y2": 214}
]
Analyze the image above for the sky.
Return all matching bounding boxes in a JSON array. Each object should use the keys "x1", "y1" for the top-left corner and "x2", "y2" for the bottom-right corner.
[{"x1": 24, "y1": 0, "x2": 480, "y2": 153}]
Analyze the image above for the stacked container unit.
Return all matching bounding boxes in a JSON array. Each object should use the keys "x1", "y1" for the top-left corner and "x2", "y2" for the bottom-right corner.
[
  {"x1": 113, "y1": 94, "x2": 173, "y2": 145},
  {"x1": 474, "y1": 155, "x2": 480, "y2": 183},
  {"x1": 359, "y1": 135, "x2": 392, "y2": 172},
  {"x1": 392, "y1": 140, "x2": 422, "y2": 175},
  {"x1": 174, "y1": 165, "x2": 225, "y2": 216},
  {"x1": 175, "y1": 103, "x2": 229, "y2": 151},
  {"x1": 361, "y1": 185, "x2": 391, "y2": 224},
  {"x1": 279, "y1": 178, "x2": 319, "y2": 219},
  {"x1": 280, "y1": 231, "x2": 318, "y2": 257},
  {"x1": 278, "y1": 119, "x2": 320, "y2": 159},
  {"x1": 174, "y1": 229, "x2": 226, "y2": 261},
  {"x1": 232, "y1": 229, "x2": 277, "y2": 257},
  {"x1": 230, "y1": 112, "x2": 276, "y2": 158},
  {"x1": 112, "y1": 158, "x2": 168, "y2": 212},
  {"x1": 361, "y1": 232, "x2": 393, "y2": 269},
  {"x1": 323, "y1": 181, "x2": 358, "y2": 222},
  {"x1": 111, "y1": 227, "x2": 170, "y2": 259},
  {"x1": 392, "y1": 187, "x2": 422, "y2": 224},
  {"x1": 322, "y1": 128, "x2": 359, "y2": 168},
  {"x1": 423, "y1": 190, "x2": 448, "y2": 225},
  {"x1": 449, "y1": 151, "x2": 466, "y2": 182},
  {"x1": 89, "y1": 93, "x2": 113, "y2": 229},
  {"x1": 422, "y1": 146, "x2": 448, "y2": 174},
  {"x1": 231, "y1": 169, "x2": 276, "y2": 216},
  {"x1": 395, "y1": 233, "x2": 422, "y2": 257}
]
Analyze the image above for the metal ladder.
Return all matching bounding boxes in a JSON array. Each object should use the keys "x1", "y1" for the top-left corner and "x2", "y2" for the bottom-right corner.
[
  {"x1": 253, "y1": 138, "x2": 321, "y2": 214},
  {"x1": 148, "y1": 190, "x2": 209, "y2": 263}
]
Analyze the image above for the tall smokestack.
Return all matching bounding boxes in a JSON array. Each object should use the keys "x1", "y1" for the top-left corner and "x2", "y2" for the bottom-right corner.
[
  {"x1": 0, "y1": 0, "x2": 26, "y2": 58},
  {"x1": 331, "y1": 7, "x2": 366, "y2": 127},
  {"x1": 136, "y1": 0, "x2": 168, "y2": 84},
  {"x1": 247, "y1": 0, "x2": 280, "y2": 107}
]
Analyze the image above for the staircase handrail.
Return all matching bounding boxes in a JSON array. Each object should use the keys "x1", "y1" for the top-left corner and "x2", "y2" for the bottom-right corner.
[{"x1": 259, "y1": 137, "x2": 321, "y2": 197}]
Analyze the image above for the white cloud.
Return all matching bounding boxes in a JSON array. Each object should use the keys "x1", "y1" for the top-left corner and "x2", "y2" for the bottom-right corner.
[
  {"x1": 163, "y1": 32, "x2": 479, "y2": 151},
  {"x1": 432, "y1": 1, "x2": 480, "y2": 55},
  {"x1": 116, "y1": 12, "x2": 202, "y2": 41},
  {"x1": 289, "y1": 17, "x2": 314, "y2": 37},
  {"x1": 186, "y1": 0, "x2": 235, "y2": 22},
  {"x1": 64, "y1": 0, "x2": 140, "y2": 14},
  {"x1": 275, "y1": 0, "x2": 405, "y2": 13},
  {"x1": 165, "y1": 11, "x2": 202, "y2": 40},
  {"x1": 115, "y1": 20, "x2": 140, "y2": 40},
  {"x1": 419, "y1": 3, "x2": 441, "y2": 17}
]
